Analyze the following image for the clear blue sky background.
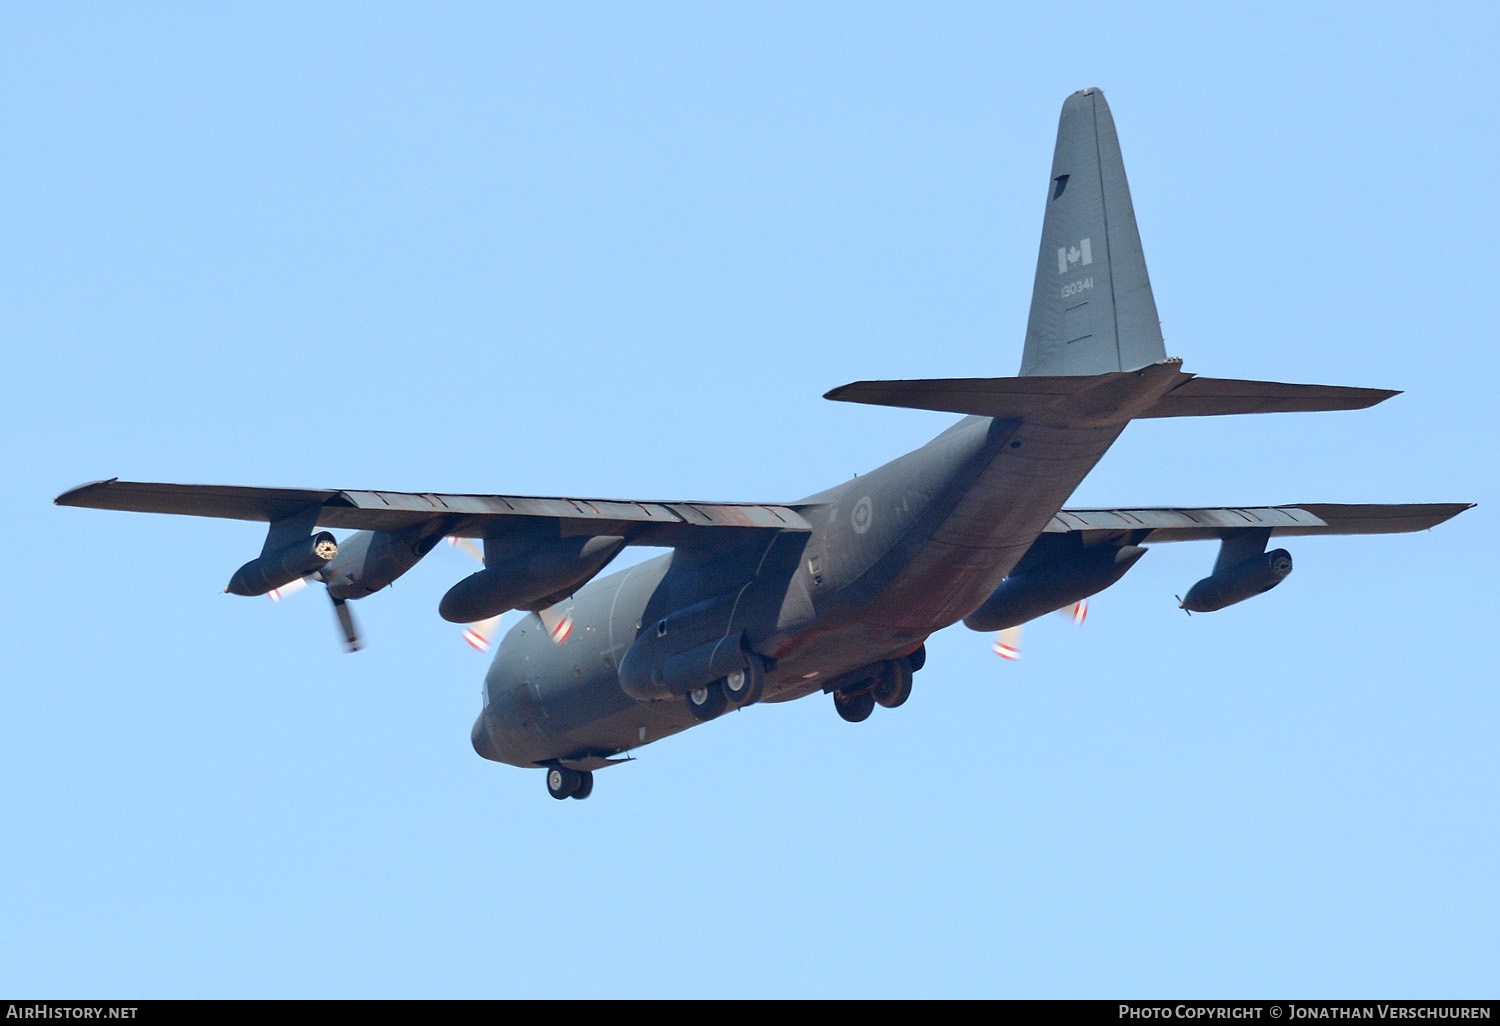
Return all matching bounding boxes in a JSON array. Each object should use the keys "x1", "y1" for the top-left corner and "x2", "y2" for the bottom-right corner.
[{"x1": 4, "y1": 3, "x2": 1495, "y2": 998}]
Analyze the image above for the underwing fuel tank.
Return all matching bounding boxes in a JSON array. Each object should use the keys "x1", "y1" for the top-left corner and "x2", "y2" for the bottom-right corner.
[
  {"x1": 439, "y1": 534, "x2": 626, "y2": 623},
  {"x1": 226, "y1": 533, "x2": 338, "y2": 596},
  {"x1": 963, "y1": 544, "x2": 1147, "y2": 632},
  {"x1": 1180, "y1": 549, "x2": 1293, "y2": 613}
]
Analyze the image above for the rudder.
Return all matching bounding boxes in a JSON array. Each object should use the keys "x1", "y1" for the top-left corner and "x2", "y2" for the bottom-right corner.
[{"x1": 1020, "y1": 88, "x2": 1165, "y2": 377}]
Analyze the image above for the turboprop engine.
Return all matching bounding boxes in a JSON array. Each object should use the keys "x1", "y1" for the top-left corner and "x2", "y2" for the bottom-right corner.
[
  {"x1": 226, "y1": 532, "x2": 339, "y2": 596},
  {"x1": 322, "y1": 523, "x2": 448, "y2": 601},
  {"x1": 439, "y1": 534, "x2": 627, "y2": 624},
  {"x1": 1179, "y1": 548, "x2": 1293, "y2": 613},
  {"x1": 963, "y1": 543, "x2": 1147, "y2": 632},
  {"x1": 233, "y1": 518, "x2": 454, "y2": 652}
]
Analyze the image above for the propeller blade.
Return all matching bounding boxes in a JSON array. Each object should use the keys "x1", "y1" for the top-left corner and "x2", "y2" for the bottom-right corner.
[
  {"x1": 330, "y1": 595, "x2": 362, "y2": 653},
  {"x1": 446, "y1": 537, "x2": 500, "y2": 650},
  {"x1": 537, "y1": 604, "x2": 574, "y2": 645},
  {"x1": 446, "y1": 535, "x2": 484, "y2": 564},
  {"x1": 462, "y1": 615, "x2": 501, "y2": 652},
  {"x1": 267, "y1": 575, "x2": 311, "y2": 602},
  {"x1": 993, "y1": 600, "x2": 1086, "y2": 662}
]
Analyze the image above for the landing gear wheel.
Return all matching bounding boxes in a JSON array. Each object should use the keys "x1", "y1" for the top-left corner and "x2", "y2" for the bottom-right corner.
[
  {"x1": 571, "y1": 771, "x2": 594, "y2": 800},
  {"x1": 873, "y1": 659, "x2": 914, "y2": 709},
  {"x1": 833, "y1": 689, "x2": 875, "y2": 723},
  {"x1": 686, "y1": 681, "x2": 728, "y2": 721},
  {"x1": 906, "y1": 644, "x2": 927, "y2": 673},
  {"x1": 547, "y1": 766, "x2": 582, "y2": 800},
  {"x1": 723, "y1": 655, "x2": 765, "y2": 707}
]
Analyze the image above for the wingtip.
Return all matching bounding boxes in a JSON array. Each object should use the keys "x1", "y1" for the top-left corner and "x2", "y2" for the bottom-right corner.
[
  {"x1": 54, "y1": 478, "x2": 119, "y2": 506},
  {"x1": 1430, "y1": 502, "x2": 1478, "y2": 528},
  {"x1": 1348, "y1": 387, "x2": 1403, "y2": 410}
]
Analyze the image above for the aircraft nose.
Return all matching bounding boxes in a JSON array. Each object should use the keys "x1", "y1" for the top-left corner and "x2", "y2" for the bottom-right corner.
[{"x1": 471, "y1": 711, "x2": 500, "y2": 762}]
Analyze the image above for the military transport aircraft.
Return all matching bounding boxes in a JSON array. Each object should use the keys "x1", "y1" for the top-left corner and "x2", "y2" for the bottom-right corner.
[{"x1": 56, "y1": 89, "x2": 1471, "y2": 800}]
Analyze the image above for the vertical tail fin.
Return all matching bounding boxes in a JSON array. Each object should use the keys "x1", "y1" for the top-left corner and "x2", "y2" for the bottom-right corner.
[{"x1": 1020, "y1": 88, "x2": 1166, "y2": 377}]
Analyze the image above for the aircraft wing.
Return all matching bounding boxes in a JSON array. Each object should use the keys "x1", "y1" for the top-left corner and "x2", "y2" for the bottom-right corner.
[
  {"x1": 54, "y1": 479, "x2": 812, "y2": 543},
  {"x1": 1044, "y1": 503, "x2": 1473, "y2": 543}
]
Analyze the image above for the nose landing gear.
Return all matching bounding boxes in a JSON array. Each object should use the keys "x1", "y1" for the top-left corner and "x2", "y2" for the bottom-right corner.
[{"x1": 546, "y1": 766, "x2": 594, "y2": 800}]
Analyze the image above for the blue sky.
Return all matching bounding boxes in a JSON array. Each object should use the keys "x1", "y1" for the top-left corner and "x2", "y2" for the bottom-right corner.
[{"x1": 4, "y1": 3, "x2": 1495, "y2": 998}]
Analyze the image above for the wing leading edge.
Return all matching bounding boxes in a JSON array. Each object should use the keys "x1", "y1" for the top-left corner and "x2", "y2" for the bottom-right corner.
[
  {"x1": 1044, "y1": 503, "x2": 1473, "y2": 543},
  {"x1": 57, "y1": 485, "x2": 1469, "y2": 544},
  {"x1": 54, "y1": 479, "x2": 812, "y2": 544}
]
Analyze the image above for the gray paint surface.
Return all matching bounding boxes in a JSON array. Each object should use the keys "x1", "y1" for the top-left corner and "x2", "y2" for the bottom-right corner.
[{"x1": 1022, "y1": 88, "x2": 1165, "y2": 377}]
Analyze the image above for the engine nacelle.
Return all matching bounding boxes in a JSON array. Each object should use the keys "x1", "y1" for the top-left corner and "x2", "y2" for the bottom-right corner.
[
  {"x1": 963, "y1": 544, "x2": 1147, "y2": 632},
  {"x1": 324, "y1": 525, "x2": 446, "y2": 601},
  {"x1": 1180, "y1": 548, "x2": 1293, "y2": 613},
  {"x1": 226, "y1": 532, "x2": 338, "y2": 596},
  {"x1": 439, "y1": 534, "x2": 626, "y2": 623}
]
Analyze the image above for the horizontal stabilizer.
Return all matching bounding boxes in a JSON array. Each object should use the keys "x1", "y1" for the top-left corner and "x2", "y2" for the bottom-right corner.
[
  {"x1": 825, "y1": 371, "x2": 1397, "y2": 424},
  {"x1": 1137, "y1": 377, "x2": 1399, "y2": 418},
  {"x1": 826, "y1": 374, "x2": 1110, "y2": 418}
]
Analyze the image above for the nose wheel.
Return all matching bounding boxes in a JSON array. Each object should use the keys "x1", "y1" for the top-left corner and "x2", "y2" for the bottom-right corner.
[{"x1": 546, "y1": 767, "x2": 594, "y2": 800}]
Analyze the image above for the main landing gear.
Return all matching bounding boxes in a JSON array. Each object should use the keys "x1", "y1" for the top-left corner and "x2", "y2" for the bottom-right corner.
[
  {"x1": 547, "y1": 766, "x2": 594, "y2": 800},
  {"x1": 685, "y1": 654, "x2": 766, "y2": 723},
  {"x1": 831, "y1": 652, "x2": 918, "y2": 723}
]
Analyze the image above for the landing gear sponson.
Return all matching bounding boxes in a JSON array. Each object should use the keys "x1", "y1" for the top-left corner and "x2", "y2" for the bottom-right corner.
[
  {"x1": 546, "y1": 648, "x2": 915, "y2": 795},
  {"x1": 545, "y1": 655, "x2": 771, "y2": 798}
]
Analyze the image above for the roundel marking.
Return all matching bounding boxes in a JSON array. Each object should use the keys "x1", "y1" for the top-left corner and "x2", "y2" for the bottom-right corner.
[{"x1": 851, "y1": 496, "x2": 874, "y2": 535}]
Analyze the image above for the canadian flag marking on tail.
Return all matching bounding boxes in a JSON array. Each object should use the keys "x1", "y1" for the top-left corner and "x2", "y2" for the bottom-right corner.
[{"x1": 1056, "y1": 238, "x2": 1093, "y2": 274}]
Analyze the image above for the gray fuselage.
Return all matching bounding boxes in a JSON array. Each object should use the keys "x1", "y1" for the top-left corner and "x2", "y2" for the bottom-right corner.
[{"x1": 472, "y1": 412, "x2": 1125, "y2": 768}]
